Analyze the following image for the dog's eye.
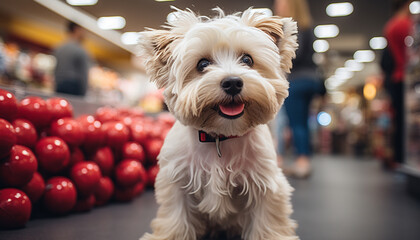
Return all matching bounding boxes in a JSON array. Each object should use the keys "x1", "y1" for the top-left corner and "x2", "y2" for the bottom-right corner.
[
  {"x1": 241, "y1": 54, "x2": 253, "y2": 67},
  {"x1": 197, "y1": 58, "x2": 211, "y2": 72}
]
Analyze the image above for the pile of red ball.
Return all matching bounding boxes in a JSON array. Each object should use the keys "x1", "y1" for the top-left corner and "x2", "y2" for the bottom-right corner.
[{"x1": 0, "y1": 88, "x2": 173, "y2": 229}]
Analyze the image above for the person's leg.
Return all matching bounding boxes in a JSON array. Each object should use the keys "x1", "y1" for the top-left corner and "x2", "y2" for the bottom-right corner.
[
  {"x1": 393, "y1": 81, "x2": 404, "y2": 164},
  {"x1": 284, "y1": 79, "x2": 311, "y2": 177}
]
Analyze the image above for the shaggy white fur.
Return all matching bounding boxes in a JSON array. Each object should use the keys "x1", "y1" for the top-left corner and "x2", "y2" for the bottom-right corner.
[{"x1": 139, "y1": 7, "x2": 299, "y2": 240}]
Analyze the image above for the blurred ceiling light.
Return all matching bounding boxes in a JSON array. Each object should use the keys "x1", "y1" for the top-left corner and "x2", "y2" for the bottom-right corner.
[
  {"x1": 354, "y1": 50, "x2": 375, "y2": 62},
  {"x1": 121, "y1": 32, "x2": 140, "y2": 45},
  {"x1": 313, "y1": 39, "x2": 329, "y2": 53},
  {"x1": 66, "y1": 0, "x2": 98, "y2": 6},
  {"x1": 335, "y1": 67, "x2": 354, "y2": 80},
  {"x1": 369, "y1": 37, "x2": 387, "y2": 50},
  {"x1": 345, "y1": 59, "x2": 364, "y2": 71},
  {"x1": 314, "y1": 24, "x2": 339, "y2": 38},
  {"x1": 251, "y1": 8, "x2": 273, "y2": 16},
  {"x1": 410, "y1": 1, "x2": 420, "y2": 14},
  {"x1": 330, "y1": 91, "x2": 346, "y2": 104},
  {"x1": 317, "y1": 112, "x2": 332, "y2": 126},
  {"x1": 312, "y1": 53, "x2": 326, "y2": 65},
  {"x1": 326, "y1": 2, "x2": 354, "y2": 17},
  {"x1": 155, "y1": 0, "x2": 176, "y2": 2},
  {"x1": 97, "y1": 16, "x2": 126, "y2": 30}
]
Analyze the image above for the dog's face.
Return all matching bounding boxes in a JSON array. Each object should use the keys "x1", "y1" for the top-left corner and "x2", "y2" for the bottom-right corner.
[{"x1": 139, "y1": 8, "x2": 298, "y2": 136}]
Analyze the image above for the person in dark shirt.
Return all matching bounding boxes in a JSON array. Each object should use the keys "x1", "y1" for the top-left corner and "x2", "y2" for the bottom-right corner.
[
  {"x1": 54, "y1": 22, "x2": 91, "y2": 96},
  {"x1": 274, "y1": 0, "x2": 325, "y2": 178}
]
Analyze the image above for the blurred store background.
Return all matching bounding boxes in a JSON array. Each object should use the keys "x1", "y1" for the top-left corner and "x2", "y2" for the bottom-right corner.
[{"x1": 0, "y1": 0, "x2": 420, "y2": 240}]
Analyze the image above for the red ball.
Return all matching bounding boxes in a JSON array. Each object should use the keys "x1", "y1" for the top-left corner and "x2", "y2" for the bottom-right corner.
[
  {"x1": 91, "y1": 147, "x2": 114, "y2": 176},
  {"x1": 43, "y1": 177, "x2": 77, "y2": 215},
  {"x1": 94, "y1": 177, "x2": 114, "y2": 206},
  {"x1": 21, "y1": 172, "x2": 45, "y2": 203},
  {"x1": 115, "y1": 159, "x2": 146, "y2": 188},
  {"x1": 114, "y1": 185, "x2": 136, "y2": 202},
  {"x1": 144, "y1": 138, "x2": 164, "y2": 166},
  {"x1": 18, "y1": 96, "x2": 51, "y2": 129},
  {"x1": 147, "y1": 165, "x2": 160, "y2": 188},
  {"x1": 46, "y1": 97, "x2": 73, "y2": 121},
  {"x1": 77, "y1": 115, "x2": 104, "y2": 150},
  {"x1": 0, "y1": 188, "x2": 31, "y2": 229},
  {"x1": 133, "y1": 181, "x2": 146, "y2": 196},
  {"x1": 95, "y1": 107, "x2": 118, "y2": 123},
  {"x1": 12, "y1": 119, "x2": 37, "y2": 149},
  {"x1": 130, "y1": 121, "x2": 149, "y2": 145},
  {"x1": 0, "y1": 89, "x2": 18, "y2": 122},
  {"x1": 35, "y1": 137, "x2": 70, "y2": 174},
  {"x1": 68, "y1": 147, "x2": 85, "y2": 168},
  {"x1": 0, "y1": 145, "x2": 37, "y2": 187},
  {"x1": 70, "y1": 162, "x2": 102, "y2": 197},
  {"x1": 73, "y1": 195, "x2": 96, "y2": 212},
  {"x1": 50, "y1": 118, "x2": 84, "y2": 147},
  {"x1": 122, "y1": 142, "x2": 146, "y2": 164},
  {"x1": 0, "y1": 118, "x2": 16, "y2": 158},
  {"x1": 102, "y1": 121, "x2": 130, "y2": 150}
]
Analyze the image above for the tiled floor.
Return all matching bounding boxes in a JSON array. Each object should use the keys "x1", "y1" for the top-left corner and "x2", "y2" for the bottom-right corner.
[{"x1": 1, "y1": 155, "x2": 420, "y2": 240}]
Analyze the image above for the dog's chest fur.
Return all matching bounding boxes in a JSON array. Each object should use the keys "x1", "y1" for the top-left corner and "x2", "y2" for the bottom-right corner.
[{"x1": 159, "y1": 121, "x2": 281, "y2": 225}]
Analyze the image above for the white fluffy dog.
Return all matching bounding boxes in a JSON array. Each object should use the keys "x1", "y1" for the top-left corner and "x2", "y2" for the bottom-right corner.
[{"x1": 139, "y1": 7, "x2": 299, "y2": 240}]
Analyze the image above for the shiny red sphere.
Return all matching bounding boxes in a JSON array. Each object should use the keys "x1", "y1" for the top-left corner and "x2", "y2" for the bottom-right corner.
[
  {"x1": 0, "y1": 188, "x2": 32, "y2": 229},
  {"x1": 147, "y1": 165, "x2": 160, "y2": 188},
  {"x1": 68, "y1": 147, "x2": 85, "y2": 168},
  {"x1": 50, "y1": 118, "x2": 85, "y2": 147},
  {"x1": 70, "y1": 161, "x2": 102, "y2": 197},
  {"x1": 18, "y1": 96, "x2": 51, "y2": 129},
  {"x1": 43, "y1": 177, "x2": 77, "y2": 214},
  {"x1": 94, "y1": 177, "x2": 114, "y2": 206},
  {"x1": 95, "y1": 107, "x2": 118, "y2": 123},
  {"x1": 122, "y1": 142, "x2": 146, "y2": 164},
  {"x1": 46, "y1": 97, "x2": 73, "y2": 121},
  {"x1": 0, "y1": 89, "x2": 18, "y2": 122},
  {"x1": 21, "y1": 172, "x2": 45, "y2": 203},
  {"x1": 91, "y1": 147, "x2": 114, "y2": 176},
  {"x1": 0, "y1": 118, "x2": 17, "y2": 158},
  {"x1": 130, "y1": 121, "x2": 149, "y2": 145},
  {"x1": 115, "y1": 159, "x2": 146, "y2": 188},
  {"x1": 35, "y1": 137, "x2": 70, "y2": 174},
  {"x1": 145, "y1": 139, "x2": 164, "y2": 166},
  {"x1": 73, "y1": 195, "x2": 96, "y2": 212},
  {"x1": 77, "y1": 115, "x2": 104, "y2": 150},
  {"x1": 0, "y1": 145, "x2": 37, "y2": 187},
  {"x1": 102, "y1": 121, "x2": 130, "y2": 150},
  {"x1": 114, "y1": 185, "x2": 136, "y2": 202},
  {"x1": 12, "y1": 119, "x2": 37, "y2": 149}
]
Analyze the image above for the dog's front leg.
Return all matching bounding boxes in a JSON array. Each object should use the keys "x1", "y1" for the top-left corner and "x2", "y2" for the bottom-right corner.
[
  {"x1": 140, "y1": 173, "x2": 205, "y2": 240},
  {"x1": 243, "y1": 190, "x2": 299, "y2": 240}
]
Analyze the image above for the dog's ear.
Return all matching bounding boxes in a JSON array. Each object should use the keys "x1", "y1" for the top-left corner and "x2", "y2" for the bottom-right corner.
[
  {"x1": 243, "y1": 11, "x2": 298, "y2": 73},
  {"x1": 139, "y1": 8, "x2": 200, "y2": 89},
  {"x1": 138, "y1": 29, "x2": 178, "y2": 89}
]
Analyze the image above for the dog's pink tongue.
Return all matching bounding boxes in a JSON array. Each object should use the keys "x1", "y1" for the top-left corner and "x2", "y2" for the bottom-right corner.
[{"x1": 219, "y1": 103, "x2": 245, "y2": 116}]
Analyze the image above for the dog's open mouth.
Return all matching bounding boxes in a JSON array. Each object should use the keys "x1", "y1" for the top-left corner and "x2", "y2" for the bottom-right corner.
[{"x1": 218, "y1": 102, "x2": 245, "y2": 119}]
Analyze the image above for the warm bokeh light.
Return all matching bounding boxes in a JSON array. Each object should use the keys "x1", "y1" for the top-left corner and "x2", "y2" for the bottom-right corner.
[
  {"x1": 363, "y1": 83, "x2": 377, "y2": 100},
  {"x1": 121, "y1": 32, "x2": 140, "y2": 45},
  {"x1": 97, "y1": 16, "x2": 126, "y2": 30},
  {"x1": 410, "y1": 1, "x2": 420, "y2": 14},
  {"x1": 369, "y1": 37, "x2": 387, "y2": 50},
  {"x1": 354, "y1": 50, "x2": 375, "y2": 62},
  {"x1": 66, "y1": 0, "x2": 98, "y2": 6}
]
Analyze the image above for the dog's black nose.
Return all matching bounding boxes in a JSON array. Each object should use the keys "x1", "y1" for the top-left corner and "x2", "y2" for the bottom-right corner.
[{"x1": 221, "y1": 77, "x2": 243, "y2": 96}]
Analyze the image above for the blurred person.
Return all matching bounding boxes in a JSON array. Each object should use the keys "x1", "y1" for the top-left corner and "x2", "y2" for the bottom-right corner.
[
  {"x1": 274, "y1": 0, "x2": 325, "y2": 178},
  {"x1": 382, "y1": 0, "x2": 413, "y2": 166},
  {"x1": 53, "y1": 21, "x2": 91, "y2": 96}
]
